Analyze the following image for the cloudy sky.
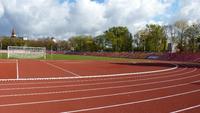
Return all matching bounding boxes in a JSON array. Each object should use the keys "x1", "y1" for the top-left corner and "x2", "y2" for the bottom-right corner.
[{"x1": 0, "y1": 0, "x2": 200, "y2": 39}]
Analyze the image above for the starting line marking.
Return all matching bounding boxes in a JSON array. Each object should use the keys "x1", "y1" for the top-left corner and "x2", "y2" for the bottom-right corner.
[{"x1": 0, "y1": 64, "x2": 178, "y2": 81}]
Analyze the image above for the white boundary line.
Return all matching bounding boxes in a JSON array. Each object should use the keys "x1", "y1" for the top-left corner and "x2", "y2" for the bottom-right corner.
[
  {"x1": 42, "y1": 61, "x2": 80, "y2": 77},
  {"x1": 170, "y1": 104, "x2": 200, "y2": 113},
  {"x1": 0, "y1": 62, "x2": 16, "y2": 63},
  {"x1": 194, "y1": 58, "x2": 200, "y2": 62},
  {"x1": 0, "y1": 80, "x2": 199, "y2": 107},
  {"x1": 0, "y1": 64, "x2": 178, "y2": 81},
  {"x1": 0, "y1": 67, "x2": 186, "y2": 86},
  {"x1": 0, "y1": 68, "x2": 195, "y2": 91},
  {"x1": 64, "y1": 89, "x2": 200, "y2": 113},
  {"x1": 0, "y1": 72, "x2": 199, "y2": 97},
  {"x1": 16, "y1": 60, "x2": 19, "y2": 80}
]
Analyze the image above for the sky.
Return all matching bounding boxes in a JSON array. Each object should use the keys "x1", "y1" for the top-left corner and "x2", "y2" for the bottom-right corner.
[{"x1": 0, "y1": 0, "x2": 200, "y2": 40}]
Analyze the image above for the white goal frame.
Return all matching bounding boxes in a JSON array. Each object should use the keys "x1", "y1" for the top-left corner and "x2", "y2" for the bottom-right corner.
[{"x1": 7, "y1": 46, "x2": 46, "y2": 59}]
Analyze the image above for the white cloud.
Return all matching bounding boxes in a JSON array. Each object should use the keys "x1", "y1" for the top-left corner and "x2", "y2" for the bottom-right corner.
[
  {"x1": 67, "y1": 0, "x2": 106, "y2": 34},
  {"x1": 177, "y1": 0, "x2": 200, "y2": 23},
  {"x1": 104, "y1": 0, "x2": 174, "y2": 34},
  {"x1": 0, "y1": 1, "x2": 4, "y2": 18},
  {"x1": 1, "y1": 0, "x2": 70, "y2": 36},
  {"x1": 0, "y1": 0, "x2": 175, "y2": 39}
]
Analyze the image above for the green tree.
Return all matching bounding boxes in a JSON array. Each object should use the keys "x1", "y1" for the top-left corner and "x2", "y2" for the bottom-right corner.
[
  {"x1": 94, "y1": 35, "x2": 106, "y2": 51},
  {"x1": 68, "y1": 35, "x2": 97, "y2": 52},
  {"x1": 104, "y1": 26, "x2": 133, "y2": 52},
  {"x1": 135, "y1": 24, "x2": 167, "y2": 52},
  {"x1": 146, "y1": 24, "x2": 167, "y2": 52},
  {"x1": 134, "y1": 29, "x2": 148, "y2": 51},
  {"x1": 1, "y1": 37, "x2": 25, "y2": 49},
  {"x1": 184, "y1": 24, "x2": 200, "y2": 52}
]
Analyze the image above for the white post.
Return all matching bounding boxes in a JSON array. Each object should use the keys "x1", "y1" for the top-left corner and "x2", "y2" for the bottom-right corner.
[
  {"x1": 16, "y1": 59, "x2": 19, "y2": 80},
  {"x1": 44, "y1": 47, "x2": 46, "y2": 59},
  {"x1": 7, "y1": 46, "x2": 10, "y2": 59}
]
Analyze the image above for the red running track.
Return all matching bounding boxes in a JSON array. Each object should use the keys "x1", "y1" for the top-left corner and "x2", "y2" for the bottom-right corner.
[{"x1": 0, "y1": 59, "x2": 199, "y2": 113}]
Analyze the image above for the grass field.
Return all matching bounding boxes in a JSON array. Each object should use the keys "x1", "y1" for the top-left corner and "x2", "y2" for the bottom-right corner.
[
  {"x1": 0, "y1": 53, "x2": 127, "y2": 61},
  {"x1": 0, "y1": 53, "x2": 7, "y2": 59},
  {"x1": 46, "y1": 54, "x2": 127, "y2": 60}
]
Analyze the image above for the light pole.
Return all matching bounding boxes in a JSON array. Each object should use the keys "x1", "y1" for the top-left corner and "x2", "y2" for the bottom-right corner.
[
  {"x1": 51, "y1": 38, "x2": 57, "y2": 59},
  {"x1": 0, "y1": 41, "x2": 2, "y2": 58}
]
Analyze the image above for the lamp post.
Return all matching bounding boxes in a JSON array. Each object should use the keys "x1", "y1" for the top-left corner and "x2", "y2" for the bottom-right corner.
[
  {"x1": 0, "y1": 41, "x2": 2, "y2": 58},
  {"x1": 51, "y1": 38, "x2": 57, "y2": 59}
]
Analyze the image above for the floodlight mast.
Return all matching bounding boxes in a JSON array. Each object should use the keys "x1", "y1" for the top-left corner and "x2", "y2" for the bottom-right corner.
[{"x1": 51, "y1": 38, "x2": 57, "y2": 59}]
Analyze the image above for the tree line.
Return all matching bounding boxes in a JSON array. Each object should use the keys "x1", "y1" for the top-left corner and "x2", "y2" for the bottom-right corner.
[{"x1": 0, "y1": 20, "x2": 200, "y2": 53}]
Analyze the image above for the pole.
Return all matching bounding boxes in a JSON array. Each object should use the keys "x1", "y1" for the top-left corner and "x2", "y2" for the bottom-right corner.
[
  {"x1": 51, "y1": 45, "x2": 52, "y2": 59},
  {"x1": 0, "y1": 42, "x2": 2, "y2": 58}
]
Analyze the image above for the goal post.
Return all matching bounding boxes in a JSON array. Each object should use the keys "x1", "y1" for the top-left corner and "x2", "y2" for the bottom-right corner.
[{"x1": 7, "y1": 46, "x2": 46, "y2": 59}]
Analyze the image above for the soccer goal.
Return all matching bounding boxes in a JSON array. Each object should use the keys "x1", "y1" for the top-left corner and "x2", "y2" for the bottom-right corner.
[{"x1": 7, "y1": 46, "x2": 46, "y2": 59}]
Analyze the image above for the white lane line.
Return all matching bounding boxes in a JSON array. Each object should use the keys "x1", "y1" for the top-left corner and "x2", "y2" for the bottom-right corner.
[
  {"x1": 0, "y1": 72, "x2": 199, "y2": 100},
  {"x1": 0, "y1": 68, "x2": 195, "y2": 91},
  {"x1": 46, "y1": 60, "x2": 82, "y2": 64},
  {"x1": 0, "y1": 66, "x2": 188, "y2": 87},
  {"x1": 0, "y1": 67, "x2": 188, "y2": 86},
  {"x1": 0, "y1": 81, "x2": 199, "y2": 108},
  {"x1": 194, "y1": 58, "x2": 200, "y2": 62},
  {"x1": 0, "y1": 62, "x2": 16, "y2": 63},
  {"x1": 42, "y1": 61, "x2": 80, "y2": 77},
  {"x1": 63, "y1": 62, "x2": 82, "y2": 64},
  {"x1": 170, "y1": 104, "x2": 200, "y2": 113},
  {"x1": 64, "y1": 89, "x2": 200, "y2": 113},
  {"x1": 16, "y1": 60, "x2": 19, "y2": 80},
  {"x1": 0, "y1": 63, "x2": 178, "y2": 81}
]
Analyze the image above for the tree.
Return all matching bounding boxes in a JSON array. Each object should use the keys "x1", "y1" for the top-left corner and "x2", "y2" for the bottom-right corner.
[
  {"x1": 184, "y1": 24, "x2": 200, "y2": 52},
  {"x1": 135, "y1": 24, "x2": 167, "y2": 52},
  {"x1": 56, "y1": 40, "x2": 70, "y2": 51},
  {"x1": 174, "y1": 20, "x2": 189, "y2": 52},
  {"x1": 0, "y1": 37, "x2": 25, "y2": 49},
  {"x1": 134, "y1": 29, "x2": 148, "y2": 51},
  {"x1": 68, "y1": 35, "x2": 97, "y2": 52},
  {"x1": 94, "y1": 35, "x2": 107, "y2": 51},
  {"x1": 163, "y1": 25, "x2": 179, "y2": 52},
  {"x1": 104, "y1": 26, "x2": 133, "y2": 52}
]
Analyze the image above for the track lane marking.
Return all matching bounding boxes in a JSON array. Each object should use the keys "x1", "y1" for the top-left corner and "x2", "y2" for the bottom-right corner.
[
  {"x1": 0, "y1": 73, "x2": 199, "y2": 102},
  {"x1": 0, "y1": 80, "x2": 199, "y2": 108},
  {"x1": 170, "y1": 104, "x2": 200, "y2": 113},
  {"x1": 0, "y1": 68, "x2": 196, "y2": 91},
  {"x1": 0, "y1": 63, "x2": 178, "y2": 81},
  {"x1": 63, "y1": 89, "x2": 200, "y2": 113},
  {"x1": 41, "y1": 61, "x2": 80, "y2": 77},
  {"x1": 0, "y1": 67, "x2": 189, "y2": 87},
  {"x1": 0, "y1": 62, "x2": 16, "y2": 63},
  {"x1": 16, "y1": 60, "x2": 19, "y2": 80}
]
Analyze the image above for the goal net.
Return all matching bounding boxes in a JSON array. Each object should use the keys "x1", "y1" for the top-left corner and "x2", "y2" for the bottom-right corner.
[{"x1": 7, "y1": 46, "x2": 46, "y2": 59}]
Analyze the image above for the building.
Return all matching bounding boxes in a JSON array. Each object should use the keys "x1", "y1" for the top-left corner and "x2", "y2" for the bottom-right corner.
[{"x1": 11, "y1": 28, "x2": 16, "y2": 38}]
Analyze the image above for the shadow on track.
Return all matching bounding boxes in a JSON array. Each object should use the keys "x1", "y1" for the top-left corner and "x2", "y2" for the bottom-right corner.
[
  {"x1": 111, "y1": 62, "x2": 200, "y2": 68},
  {"x1": 111, "y1": 63, "x2": 175, "y2": 68}
]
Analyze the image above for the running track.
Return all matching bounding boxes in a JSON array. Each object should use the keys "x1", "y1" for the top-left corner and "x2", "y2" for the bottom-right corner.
[{"x1": 0, "y1": 59, "x2": 199, "y2": 113}]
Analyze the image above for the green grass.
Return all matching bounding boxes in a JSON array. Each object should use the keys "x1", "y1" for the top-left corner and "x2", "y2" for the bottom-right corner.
[
  {"x1": 0, "y1": 53, "x2": 127, "y2": 61},
  {"x1": 46, "y1": 54, "x2": 126, "y2": 61},
  {"x1": 0, "y1": 53, "x2": 8, "y2": 59},
  {"x1": 0, "y1": 53, "x2": 152, "y2": 63}
]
